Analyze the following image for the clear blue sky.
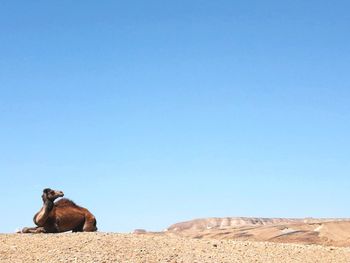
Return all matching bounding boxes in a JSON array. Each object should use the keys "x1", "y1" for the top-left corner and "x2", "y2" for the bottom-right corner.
[{"x1": 1, "y1": 1, "x2": 349, "y2": 233}]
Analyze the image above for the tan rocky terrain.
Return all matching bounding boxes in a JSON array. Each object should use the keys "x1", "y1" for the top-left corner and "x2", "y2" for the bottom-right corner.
[
  {"x1": 2, "y1": 217, "x2": 350, "y2": 262},
  {"x1": 1, "y1": 232, "x2": 350, "y2": 263},
  {"x1": 165, "y1": 217, "x2": 350, "y2": 247}
]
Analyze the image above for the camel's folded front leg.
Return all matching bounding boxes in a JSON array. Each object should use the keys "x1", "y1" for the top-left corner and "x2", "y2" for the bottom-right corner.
[{"x1": 19, "y1": 226, "x2": 47, "y2": 233}]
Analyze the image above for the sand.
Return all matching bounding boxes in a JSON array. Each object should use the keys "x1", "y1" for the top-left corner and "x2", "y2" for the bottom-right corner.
[
  {"x1": 1, "y1": 232, "x2": 350, "y2": 263},
  {"x1": 166, "y1": 218, "x2": 350, "y2": 247}
]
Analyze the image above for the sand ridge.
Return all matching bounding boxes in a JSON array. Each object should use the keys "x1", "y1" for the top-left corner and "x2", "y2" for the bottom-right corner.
[{"x1": 165, "y1": 217, "x2": 350, "y2": 247}]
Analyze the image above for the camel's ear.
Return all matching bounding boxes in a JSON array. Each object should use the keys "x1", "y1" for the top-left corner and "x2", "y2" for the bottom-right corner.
[{"x1": 43, "y1": 188, "x2": 51, "y2": 194}]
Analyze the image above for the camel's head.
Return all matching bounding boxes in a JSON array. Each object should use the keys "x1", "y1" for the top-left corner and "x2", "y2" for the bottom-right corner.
[{"x1": 42, "y1": 188, "x2": 64, "y2": 202}]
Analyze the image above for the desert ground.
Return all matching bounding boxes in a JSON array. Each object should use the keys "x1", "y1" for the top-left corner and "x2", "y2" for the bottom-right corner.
[
  {"x1": 2, "y1": 217, "x2": 350, "y2": 262},
  {"x1": 1, "y1": 232, "x2": 350, "y2": 263}
]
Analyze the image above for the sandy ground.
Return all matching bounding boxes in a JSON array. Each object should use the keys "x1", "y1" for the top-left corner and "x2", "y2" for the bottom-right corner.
[{"x1": 1, "y1": 233, "x2": 350, "y2": 263}]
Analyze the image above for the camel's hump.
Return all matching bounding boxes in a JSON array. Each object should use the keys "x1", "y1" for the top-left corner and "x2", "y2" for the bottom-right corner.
[{"x1": 54, "y1": 198, "x2": 79, "y2": 207}]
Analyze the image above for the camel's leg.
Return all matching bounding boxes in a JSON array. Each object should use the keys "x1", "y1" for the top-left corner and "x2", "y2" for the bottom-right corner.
[
  {"x1": 72, "y1": 221, "x2": 84, "y2": 232},
  {"x1": 20, "y1": 226, "x2": 47, "y2": 234},
  {"x1": 82, "y1": 217, "x2": 97, "y2": 232}
]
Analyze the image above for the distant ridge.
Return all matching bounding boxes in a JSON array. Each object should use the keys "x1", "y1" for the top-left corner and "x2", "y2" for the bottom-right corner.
[
  {"x1": 166, "y1": 217, "x2": 349, "y2": 231},
  {"x1": 164, "y1": 217, "x2": 350, "y2": 247}
]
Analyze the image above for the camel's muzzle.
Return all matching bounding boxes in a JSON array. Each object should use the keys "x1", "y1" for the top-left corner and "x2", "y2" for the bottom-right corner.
[{"x1": 55, "y1": 191, "x2": 64, "y2": 197}]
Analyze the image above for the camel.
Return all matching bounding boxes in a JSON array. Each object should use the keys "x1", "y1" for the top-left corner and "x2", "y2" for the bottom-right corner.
[{"x1": 20, "y1": 188, "x2": 97, "y2": 233}]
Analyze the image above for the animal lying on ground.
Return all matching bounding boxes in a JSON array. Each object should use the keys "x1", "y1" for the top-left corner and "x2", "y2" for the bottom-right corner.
[{"x1": 20, "y1": 188, "x2": 97, "y2": 233}]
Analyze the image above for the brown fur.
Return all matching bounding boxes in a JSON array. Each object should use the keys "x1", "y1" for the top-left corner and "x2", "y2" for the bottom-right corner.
[{"x1": 20, "y1": 188, "x2": 97, "y2": 233}]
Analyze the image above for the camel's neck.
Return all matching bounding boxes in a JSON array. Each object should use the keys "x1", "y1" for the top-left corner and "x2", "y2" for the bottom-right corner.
[
  {"x1": 43, "y1": 200, "x2": 54, "y2": 212},
  {"x1": 34, "y1": 199, "x2": 54, "y2": 226}
]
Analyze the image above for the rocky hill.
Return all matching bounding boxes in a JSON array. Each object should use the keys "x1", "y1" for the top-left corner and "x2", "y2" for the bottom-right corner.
[{"x1": 165, "y1": 217, "x2": 350, "y2": 247}]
